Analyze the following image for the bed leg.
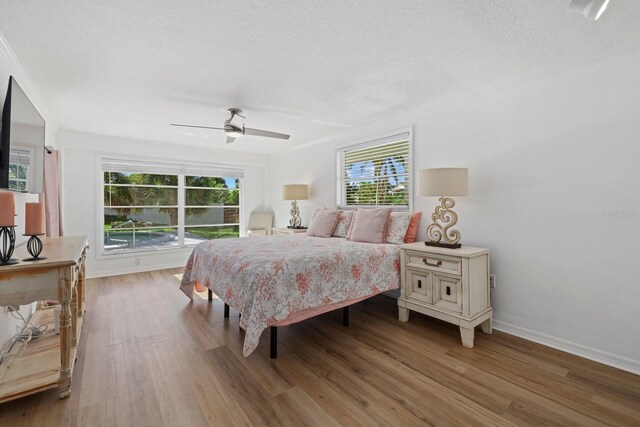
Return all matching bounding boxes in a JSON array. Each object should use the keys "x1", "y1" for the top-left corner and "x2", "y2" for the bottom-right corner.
[
  {"x1": 224, "y1": 303, "x2": 230, "y2": 318},
  {"x1": 343, "y1": 306, "x2": 349, "y2": 327},
  {"x1": 270, "y1": 326, "x2": 277, "y2": 359},
  {"x1": 208, "y1": 289, "x2": 213, "y2": 302}
]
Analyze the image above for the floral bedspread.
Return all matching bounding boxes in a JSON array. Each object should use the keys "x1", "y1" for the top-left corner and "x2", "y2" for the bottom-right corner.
[{"x1": 180, "y1": 234, "x2": 401, "y2": 356}]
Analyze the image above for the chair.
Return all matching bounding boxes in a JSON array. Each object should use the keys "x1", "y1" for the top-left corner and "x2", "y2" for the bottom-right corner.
[{"x1": 246, "y1": 211, "x2": 274, "y2": 237}]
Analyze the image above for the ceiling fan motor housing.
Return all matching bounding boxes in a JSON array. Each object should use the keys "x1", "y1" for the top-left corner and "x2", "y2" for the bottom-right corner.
[{"x1": 225, "y1": 109, "x2": 246, "y2": 135}]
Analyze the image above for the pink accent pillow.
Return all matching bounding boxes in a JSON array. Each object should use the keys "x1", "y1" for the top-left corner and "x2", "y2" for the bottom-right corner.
[
  {"x1": 385, "y1": 212, "x2": 412, "y2": 244},
  {"x1": 307, "y1": 207, "x2": 329, "y2": 228},
  {"x1": 332, "y1": 210, "x2": 355, "y2": 237},
  {"x1": 404, "y1": 212, "x2": 422, "y2": 243},
  {"x1": 347, "y1": 208, "x2": 391, "y2": 243},
  {"x1": 306, "y1": 210, "x2": 341, "y2": 237}
]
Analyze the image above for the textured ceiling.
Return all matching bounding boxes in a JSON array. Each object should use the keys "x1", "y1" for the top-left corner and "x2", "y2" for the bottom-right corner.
[{"x1": 1, "y1": 0, "x2": 639, "y2": 153}]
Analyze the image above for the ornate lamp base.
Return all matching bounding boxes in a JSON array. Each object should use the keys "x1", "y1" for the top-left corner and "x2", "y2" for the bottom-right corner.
[
  {"x1": 0, "y1": 226, "x2": 19, "y2": 265},
  {"x1": 288, "y1": 200, "x2": 302, "y2": 228},
  {"x1": 426, "y1": 196, "x2": 463, "y2": 249},
  {"x1": 23, "y1": 234, "x2": 47, "y2": 261}
]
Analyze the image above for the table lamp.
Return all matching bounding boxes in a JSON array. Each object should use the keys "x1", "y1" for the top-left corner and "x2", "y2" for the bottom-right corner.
[
  {"x1": 418, "y1": 168, "x2": 468, "y2": 249},
  {"x1": 282, "y1": 184, "x2": 309, "y2": 229}
]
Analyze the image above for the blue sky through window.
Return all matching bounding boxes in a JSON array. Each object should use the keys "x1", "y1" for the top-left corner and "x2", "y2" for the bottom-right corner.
[{"x1": 346, "y1": 159, "x2": 406, "y2": 186}]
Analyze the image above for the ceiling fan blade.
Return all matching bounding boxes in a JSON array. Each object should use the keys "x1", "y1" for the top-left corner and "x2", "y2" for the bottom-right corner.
[
  {"x1": 226, "y1": 136, "x2": 236, "y2": 144},
  {"x1": 170, "y1": 123, "x2": 225, "y2": 130},
  {"x1": 244, "y1": 127, "x2": 290, "y2": 140}
]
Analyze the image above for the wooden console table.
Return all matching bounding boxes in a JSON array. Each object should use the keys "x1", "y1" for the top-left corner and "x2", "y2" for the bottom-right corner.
[{"x1": 0, "y1": 236, "x2": 88, "y2": 403}]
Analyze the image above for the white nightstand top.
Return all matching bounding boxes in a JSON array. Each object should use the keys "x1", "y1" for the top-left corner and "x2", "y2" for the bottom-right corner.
[
  {"x1": 272, "y1": 227, "x2": 308, "y2": 234},
  {"x1": 400, "y1": 242, "x2": 490, "y2": 258}
]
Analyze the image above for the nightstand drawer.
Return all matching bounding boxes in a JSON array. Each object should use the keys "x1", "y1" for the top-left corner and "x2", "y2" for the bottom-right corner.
[
  {"x1": 433, "y1": 274, "x2": 462, "y2": 313},
  {"x1": 406, "y1": 268, "x2": 432, "y2": 304},
  {"x1": 406, "y1": 251, "x2": 462, "y2": 276}
]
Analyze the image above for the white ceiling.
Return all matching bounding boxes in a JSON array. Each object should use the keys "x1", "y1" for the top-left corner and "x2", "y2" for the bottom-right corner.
[{"x1": 1, "y1": 0, "x2": 639, "y2": 154}]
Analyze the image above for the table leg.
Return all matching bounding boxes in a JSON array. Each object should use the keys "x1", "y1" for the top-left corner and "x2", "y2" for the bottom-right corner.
[
  {"x1": 58, "y1": 267, "x2": 73, "y2": 399},
  {"x1": 71, "y1": 277, "x2": 78, "y2": 348},
  {"x1": 460, "y1": 326, "x2": 475, "y2": 348},
  {"x1": 78, "y1": 256, "x2": 86, "y2": 315},
  {"x1": 481, "y1": 318, "x2": 492, "y2": 334},
  {"x1": 398, "y1": 306, "x2": 410, "y2": 322}
]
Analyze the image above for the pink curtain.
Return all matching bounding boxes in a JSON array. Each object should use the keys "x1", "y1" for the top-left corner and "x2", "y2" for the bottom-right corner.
[{"x1": 40, "y1": 149, "x2": 64, "y2": 237}]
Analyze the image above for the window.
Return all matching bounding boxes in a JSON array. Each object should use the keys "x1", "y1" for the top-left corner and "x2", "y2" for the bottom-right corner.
[
  {"x1": 336, "y1": 130, "x2": 411, "y2": 209},
  {"x1": 101, "y1": 158, "x2": 242, "y2": 254}
]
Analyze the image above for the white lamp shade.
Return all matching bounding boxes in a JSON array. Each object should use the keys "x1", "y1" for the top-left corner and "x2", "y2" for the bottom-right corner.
[
  {"x1": 418, "y1": 168, "x2": 468, "y2": 197},
  {"x1": 282, "y1": 184, "x2": 309, "y2": 200}
]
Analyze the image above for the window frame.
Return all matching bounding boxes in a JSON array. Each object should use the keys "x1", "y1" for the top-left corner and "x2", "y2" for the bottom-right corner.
[
  {"x1": 97, "y1": 155, "x2": 244, "y2": 258},
  {"x1": 335, "y1": 128, "x2": 413, "y2": 211}
]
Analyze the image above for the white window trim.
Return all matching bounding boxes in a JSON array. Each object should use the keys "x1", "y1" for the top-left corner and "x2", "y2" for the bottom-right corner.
[
  {"x1": 334, "y1": 127, "x2": 413, "y2": 210},
  {"x1": 96, "y1": 154, "x2": 245, "y2": 258}
]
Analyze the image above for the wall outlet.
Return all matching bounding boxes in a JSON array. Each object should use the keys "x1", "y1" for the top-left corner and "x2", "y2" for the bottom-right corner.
[
  {"x1": 489, "y1": 274, "x2": 496, "y2": 289},
  {"x1": 134, "y1": 258, "x2": 141, "y2": 266}
]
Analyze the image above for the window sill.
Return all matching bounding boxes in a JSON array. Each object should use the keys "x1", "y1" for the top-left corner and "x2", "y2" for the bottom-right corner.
[{"x1": 97, "y1": 245, "x2": 195, "y2": 260}]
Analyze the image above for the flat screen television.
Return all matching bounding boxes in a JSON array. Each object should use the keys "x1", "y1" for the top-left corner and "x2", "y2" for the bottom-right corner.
[{"x1": 0, "y1": 76, "x2": 46, "y2": 194}]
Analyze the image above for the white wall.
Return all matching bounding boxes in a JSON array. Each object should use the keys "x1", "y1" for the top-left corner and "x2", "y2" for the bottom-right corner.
[
  {"x1": 265, "y1": 47, "x2": 640, "y2": 374},
  {"x1": 0, "y1": 33, "x2": 57, "y2": 345},
  {"x1": 57, "y1": 130, "x2": 269, "y2": 278}
]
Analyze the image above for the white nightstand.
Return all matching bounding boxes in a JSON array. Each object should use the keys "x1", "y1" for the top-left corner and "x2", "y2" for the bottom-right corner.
[
  {"x1": 271, "y1": 227, "x2": 308, "y2": 236},
  {"x1": 397, "y1": 242, "x2": 492, "y2": 348}
]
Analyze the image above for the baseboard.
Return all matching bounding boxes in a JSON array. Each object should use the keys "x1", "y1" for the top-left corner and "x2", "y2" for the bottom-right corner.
[
  {"x1": 86, "y1": 262, "x2": 185, "y2": 279},
  {"x1": 493, "y1": 319, "x2": 640, "y2": 376}
]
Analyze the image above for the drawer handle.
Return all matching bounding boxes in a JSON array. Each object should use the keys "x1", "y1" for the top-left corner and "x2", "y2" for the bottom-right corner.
[
  {"x1": 417, "y1": 280, "x2": 422, "y2": 289},
  {"x1": 423, "y1": 258, "x2": 442, "y2": 267},
  {"x1": 446, "y1": 286, "x2": 451, "y2": 296}
]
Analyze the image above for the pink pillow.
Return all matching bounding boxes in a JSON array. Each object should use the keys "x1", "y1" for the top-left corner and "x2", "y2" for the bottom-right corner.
[
  {"x1": 404, "y1": 212, "x2": 422, "y2": 243},
  {"x1": 385, "y1": 212, "x2": 412, "y2": 244},
  {"x1": 332, "y1": 210, "x2": 355, "y2": 237},
  {"x1": 306, "y1": 210, "x2": 341, "y2": 237},
  {"x1": 347, "y1": 208, "x2": 391, "y2": 243}
]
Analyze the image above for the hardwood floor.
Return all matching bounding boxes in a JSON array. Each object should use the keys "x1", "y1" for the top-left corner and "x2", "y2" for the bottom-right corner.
[{"x1": 1, "y1": 268, "x2": 638, "y2": 426}]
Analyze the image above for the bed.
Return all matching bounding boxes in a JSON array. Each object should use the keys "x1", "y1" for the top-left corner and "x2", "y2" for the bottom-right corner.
[{"x1": 180, "y1": 233, "x2": 401, "y2": 357}]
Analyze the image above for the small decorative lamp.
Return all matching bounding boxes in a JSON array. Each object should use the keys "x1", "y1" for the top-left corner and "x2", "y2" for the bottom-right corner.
[
  {"x1": 282, "y1": 184, "x2": 309, "y2": 229},
  {"x1": 418, "y1": 168, "x2": 468, "y2": 249}
]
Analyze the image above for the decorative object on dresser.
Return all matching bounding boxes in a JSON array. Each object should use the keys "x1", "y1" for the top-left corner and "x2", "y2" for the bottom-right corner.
[
  {"x1": 0, "y1": 236, "x2": 88, "y2": 403},
  {"x1": 0, "y1": 191, "x2": 17, "y2": 265},
  {"x1": 272, "y1": 226, "x2": 307, "y2": 236},
  {"x1": 23, "y1": 201, "x2": 46, "y2": 261},
  {"x1": 398, "y1": 242, "x2": 492, "y2": 348},
  {"x1": 418, "y1": 168, "x2": 468, "y2": 249},
  {"x1": 282, "y1": 184, "x2": 309, "y2": 228}
]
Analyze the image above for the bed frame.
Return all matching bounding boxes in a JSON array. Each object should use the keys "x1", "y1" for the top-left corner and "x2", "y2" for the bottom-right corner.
[{"x1": 208, "y1": 289, "x2": 349, "y2": 358}]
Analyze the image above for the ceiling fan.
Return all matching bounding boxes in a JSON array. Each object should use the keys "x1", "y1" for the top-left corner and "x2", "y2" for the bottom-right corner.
[{"x1": 171, "y1": 108, "x2": 290, "y2": 144}]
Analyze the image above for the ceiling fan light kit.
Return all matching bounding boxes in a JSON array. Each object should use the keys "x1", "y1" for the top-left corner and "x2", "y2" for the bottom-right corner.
[
  {"x1": 171, "y1": 108, "x2": 291, "y2": 144},
  {"x1": 567, "y1": 0, "x2": 610, "y2": 20}
]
